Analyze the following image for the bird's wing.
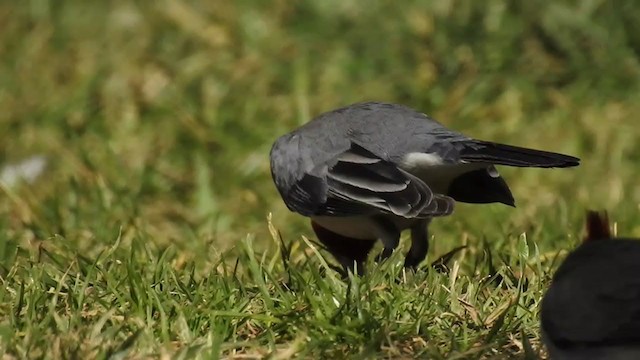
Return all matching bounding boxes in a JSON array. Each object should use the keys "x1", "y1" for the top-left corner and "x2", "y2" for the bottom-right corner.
[
  {"x1": 322, "y1": 143, "x2": 454, "y2": 218},
  {"x1": 290, "y1": 143, "x2": 454, "y2": 218}
]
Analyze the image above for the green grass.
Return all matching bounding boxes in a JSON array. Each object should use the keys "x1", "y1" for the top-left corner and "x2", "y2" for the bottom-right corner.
[{"x1": 1, "y1": 0, "x2": 640, "y2": 358}]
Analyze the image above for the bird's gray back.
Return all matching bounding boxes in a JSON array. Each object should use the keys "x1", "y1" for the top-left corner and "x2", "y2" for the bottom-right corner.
[
  {"x1": 270, "y1": 102, "x2": 468, "y2": 195},
  {"x1": 296, "y1": 102, "x2": 466, "y2": 161}
]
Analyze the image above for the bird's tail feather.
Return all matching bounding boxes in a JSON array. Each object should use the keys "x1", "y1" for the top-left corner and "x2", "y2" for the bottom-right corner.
[{"x1": 460, "y1": 141, "x2": 580, "y2": 168}]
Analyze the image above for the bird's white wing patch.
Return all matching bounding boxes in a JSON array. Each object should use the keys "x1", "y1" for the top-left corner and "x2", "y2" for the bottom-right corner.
[
  {"x1": 399, "y1": 152, "x2": 486, "y2": 194},
  {"x1": 399, "y1": 152, "x2": 444, "y2": 171}
]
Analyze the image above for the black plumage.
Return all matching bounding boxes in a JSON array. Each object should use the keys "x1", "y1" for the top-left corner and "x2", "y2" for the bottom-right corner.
[{"x1": 541, "y1": 211, "x2": 640, "y2": 360}]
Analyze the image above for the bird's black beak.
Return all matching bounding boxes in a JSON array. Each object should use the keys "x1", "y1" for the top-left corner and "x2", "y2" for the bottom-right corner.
[{"x1": 447, "y1": 168, "x2": 516, "y2": 207}]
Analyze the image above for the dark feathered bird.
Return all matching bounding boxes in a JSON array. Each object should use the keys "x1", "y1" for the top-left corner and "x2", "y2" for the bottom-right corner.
[
  {"x1": 540, "y1": 211, "x2": 640, "y2": 360},
  {"x1": 270, "y1": 102, "x2": 580, "y2": 273}
]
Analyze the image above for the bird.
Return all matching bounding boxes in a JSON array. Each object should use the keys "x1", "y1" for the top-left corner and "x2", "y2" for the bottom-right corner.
[
  {"x1": 269, "y1": 102, "x2": 580, "y2": 274},
  {"x1": 540, "y1": 211, "x2": 640, "y2": 360}
]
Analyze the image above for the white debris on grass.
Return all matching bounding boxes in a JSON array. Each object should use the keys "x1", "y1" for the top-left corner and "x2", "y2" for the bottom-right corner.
[{"x1": 0, "y1": 155, "x2": 48, "y2": 188}]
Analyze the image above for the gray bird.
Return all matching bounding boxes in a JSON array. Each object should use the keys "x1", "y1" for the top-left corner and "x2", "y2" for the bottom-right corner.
[
  {"x1": 270, "y1": 102, "x2": 580, "y2": 273},
  {"x1": 541, "y1": 211, "x2": 640, "y2": 360}
]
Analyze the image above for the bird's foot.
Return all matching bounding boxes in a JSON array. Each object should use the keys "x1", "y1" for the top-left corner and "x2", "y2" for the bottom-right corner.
[
  {"x1": 430, "y1": 246, "x2": 467, "y2": 273},
  {"x1": 375, "y1": 248, "x2": 394, "y2": 263}
]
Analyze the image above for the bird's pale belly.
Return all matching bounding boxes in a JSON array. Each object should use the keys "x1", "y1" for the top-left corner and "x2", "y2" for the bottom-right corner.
[{"x1": 311, "y1": 215, "x2": 418, "y2": 240}]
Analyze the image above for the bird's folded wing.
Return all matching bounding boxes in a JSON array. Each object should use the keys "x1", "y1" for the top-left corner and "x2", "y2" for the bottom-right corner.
[{"x1": 321, "y1": 143, "x2": 454, "y2": 218}]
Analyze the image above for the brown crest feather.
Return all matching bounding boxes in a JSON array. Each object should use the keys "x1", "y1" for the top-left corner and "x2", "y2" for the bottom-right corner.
[{"x1": 584, "y1": 210, "x2": 611, "y2": 242}]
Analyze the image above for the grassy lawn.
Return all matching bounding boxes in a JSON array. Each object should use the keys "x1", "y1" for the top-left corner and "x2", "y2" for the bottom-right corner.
[{"x1": 1, "y1": 1, "x2": 640, "y2": 358}]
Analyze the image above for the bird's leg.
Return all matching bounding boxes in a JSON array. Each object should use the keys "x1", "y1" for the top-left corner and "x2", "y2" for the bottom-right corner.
[
  {"x1": 372, "y1": 216, "x2": 401, "y2": 262},
  {"x1": 311, "y1": 221, "x2": 375, "y2": 275},
  {"x1": 404, "y1": 218, "x2": 432, "y2": 269}
]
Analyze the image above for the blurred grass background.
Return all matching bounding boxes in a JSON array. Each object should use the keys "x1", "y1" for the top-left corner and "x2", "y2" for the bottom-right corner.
[{"x1": 1, "y1": 0, "x2": 640, "y2": 358}]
